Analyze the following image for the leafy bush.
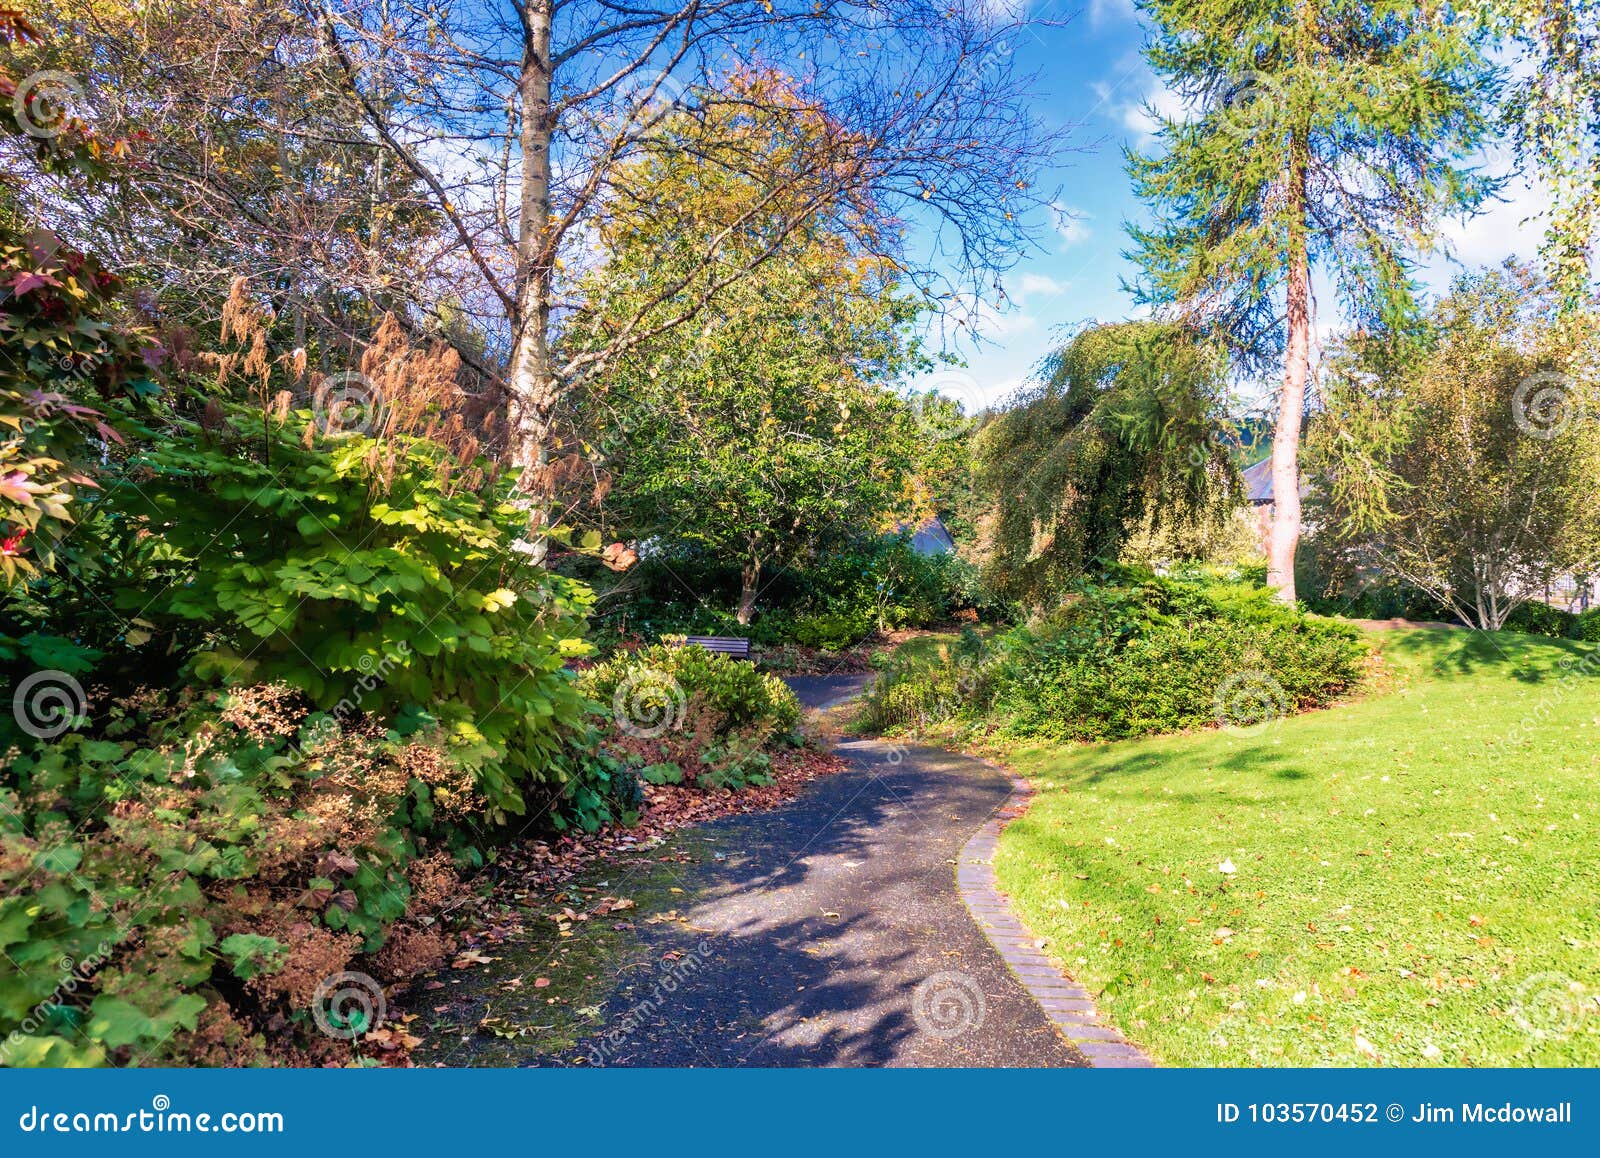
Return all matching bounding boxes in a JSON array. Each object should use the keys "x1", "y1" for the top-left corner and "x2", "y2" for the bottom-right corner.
[
  {"x1": 1, "y1": 403, "x2": 619, "y2": 1066},
  {"x1": 4, "y1": 403, "x2": 597, "y2": 826},
  {"x1": 862, "y1": 572, "x2": 1368, "y2": 743},
  {"x1": 1501, "y1": 601, "x2": 1577, "y2": 639},
  {"x1": 579, "y1": 643, "x2": 800, "y2": 788},
  {"x1": 587, "y1": 531, "x2": 983, "y2": 650},
  {"x1": 1, "y1": 229, "x2": 160, "y2": 584},
  {"x1": 790, "y1": 609, "x2": 875, "y2": 651},
  {"x1": 857, "y1": 628, "x2": 988, "y2": 733},
  {"x1": 990, "y1": 574, "x2": 1367, "y2": 742},
  {"x1": 1573, "y1": 609, "x2": 1600, "y2": 643}
]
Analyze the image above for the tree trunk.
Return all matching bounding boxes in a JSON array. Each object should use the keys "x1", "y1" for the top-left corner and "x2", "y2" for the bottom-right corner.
[
  {"x1": 736, "y1": 560, "x2": 761, "y2": 626},
  {"x1": 507, "y1": 0, "x2": 557, "y2": 558},
  {"x1": 1268, "y1": 124, "x2": 1311, "y2": 605}
]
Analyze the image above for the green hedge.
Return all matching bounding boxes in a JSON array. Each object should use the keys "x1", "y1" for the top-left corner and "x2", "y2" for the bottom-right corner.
[{"x1": 861, "y1": 571, "x2": 1369, "y2": 743}]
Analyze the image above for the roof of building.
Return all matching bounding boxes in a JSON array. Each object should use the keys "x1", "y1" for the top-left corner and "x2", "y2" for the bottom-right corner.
[
  {"x1": 894, "y1": 515, "x2": 956, "y2": 555},
  {"x1": 1241, "y1": 459, "x2": 1310, "y2": 506},
  {"x1": 1241, "y1": 458, "x2": 1275, "y2": 504}
]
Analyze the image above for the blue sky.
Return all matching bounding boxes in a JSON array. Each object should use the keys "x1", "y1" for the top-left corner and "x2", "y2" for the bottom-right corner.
[{"x1": 924, "y1": 0, "x2": 1546, "y2": 412}]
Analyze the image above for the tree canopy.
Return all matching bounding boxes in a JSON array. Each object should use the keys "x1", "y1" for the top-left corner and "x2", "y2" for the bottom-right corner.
[
  {"x1": 1127, "y1": 0, "x2": 1498, "y2": 602},
  {"x1": 1309, "y1": 265, "x2": 1600, "y2": 629},
  {"x1": 566, "y1": 92, "x2": 929, "y2": 623},
  {"x1": 970, "y1": 321, "x2": 1240, "y2": 608}
]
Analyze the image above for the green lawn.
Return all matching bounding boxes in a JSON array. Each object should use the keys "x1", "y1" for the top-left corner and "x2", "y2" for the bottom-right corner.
[{"x1": 990, "y1": 627, "x2": 1600, "y2": 1066}]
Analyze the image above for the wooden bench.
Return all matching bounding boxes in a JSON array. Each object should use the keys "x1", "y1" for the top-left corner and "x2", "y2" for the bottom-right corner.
[{"x1": 675, "y1": 635, "x2": 752, "y2": 662}]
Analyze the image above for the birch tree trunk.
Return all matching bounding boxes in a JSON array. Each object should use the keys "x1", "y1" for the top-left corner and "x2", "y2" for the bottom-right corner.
[
  {"x1": 1268, "y1": 124, "x2": 1311, "y2": 605},
  {"x1": 507, "y1": 0, "x2": 558, "y2": 559}
]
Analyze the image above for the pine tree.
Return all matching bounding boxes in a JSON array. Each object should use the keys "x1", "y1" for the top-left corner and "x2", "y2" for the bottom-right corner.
[{"x1": 1126, "y1": 0, "x2": 1498, "y2": 601}]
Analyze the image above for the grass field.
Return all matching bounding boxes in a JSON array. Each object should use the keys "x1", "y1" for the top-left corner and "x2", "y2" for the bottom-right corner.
[{"x1": 986, "y1": 627, "x2": 1600, "y2": 1066}]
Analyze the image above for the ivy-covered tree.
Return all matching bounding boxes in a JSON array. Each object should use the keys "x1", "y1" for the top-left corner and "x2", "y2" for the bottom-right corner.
[
  {"x1": 1126, "y1": 0, "x2": 1498, "y2": 602},
  {"x1": 970, "y1": 321, "x2": 1239, "y2": 607}
]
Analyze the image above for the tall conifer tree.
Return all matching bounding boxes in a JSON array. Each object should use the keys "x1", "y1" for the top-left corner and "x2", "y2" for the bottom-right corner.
[{"x1": 1126, "y1": 0, "x2": 1497, "y2": 600}]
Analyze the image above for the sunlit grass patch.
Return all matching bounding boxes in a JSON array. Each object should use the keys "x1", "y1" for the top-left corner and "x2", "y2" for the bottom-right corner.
[{"x1": 993, "y1": 627, "x2": 1600, "y2": 1066}]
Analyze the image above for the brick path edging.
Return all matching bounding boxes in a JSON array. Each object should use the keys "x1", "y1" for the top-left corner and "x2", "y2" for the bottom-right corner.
[{"x1": 957, "y1": 764, "x2": 1156, "y2": 1069}]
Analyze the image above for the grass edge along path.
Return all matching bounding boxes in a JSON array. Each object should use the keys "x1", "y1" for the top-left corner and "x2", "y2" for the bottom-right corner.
[{"x1": 987, "y1": 627, "x2": 1600, "y2": 1067}]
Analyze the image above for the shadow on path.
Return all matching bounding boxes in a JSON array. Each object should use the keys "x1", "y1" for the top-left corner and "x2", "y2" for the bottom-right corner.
[{"x1": 557, "y1": 676, "x2": 1085, "y2": 1068}]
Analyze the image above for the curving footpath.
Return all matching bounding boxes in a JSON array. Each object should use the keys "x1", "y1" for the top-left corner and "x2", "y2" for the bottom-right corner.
[{"x1": 563, "y1": 675, "x2": 1149, "y2": 1067}]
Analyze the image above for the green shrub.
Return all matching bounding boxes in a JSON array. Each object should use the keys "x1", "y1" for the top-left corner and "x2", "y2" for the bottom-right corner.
[
  {"x1": 3, "y1": 403, "x2": 597, "y2": 826},
  {"x1": 0, "y1": 683, "x2": 488, "y2": 1066},
  {"x1": 990, "y1": 574, "x2": 1367, "y2": 742},
  {"x1": 578, "y1": 643, "x2": 800, "y2": 789},
  {"x1": 1502, "y1": 601, "x2": 1577, "y2": 639},
  {"x1": 580, "y1": 643, "x2": 799, "y2": 740},
  {"x1": 862, "y1": 572, "x2": 1368, "y2": 743},
  {"x1": 1573, "y1": 608, "x2": 1600, "y2": 642},
  {"x1": 857, "y1": 628, "x2": 987, "y2": 732},
  {"x1": 0, "y1": 402, "x2": 628, "y2": 1065},
  {"x1": 585, "y1": 531, "x2": 985, "y2": 651},
  {"x1": 790, "y1": 610, "x2": 874, "y2": 651}
]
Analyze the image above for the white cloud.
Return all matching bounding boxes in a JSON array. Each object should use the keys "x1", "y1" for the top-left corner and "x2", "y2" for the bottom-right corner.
[
  {"x1": 947, "y1": 292, "x2": 1039, "y2": 341},
  {"x1": 1051, "y1": 202, "x2": 1092, "y2": 248},
  {"x1": 1116, "y1": 82, "x2": 1188, "y2": 144},
  {"x1": 1014, "y1": 272, "x2": 1067, "y2": 300},
  {"x1": 1436, "y1": 174, "x2": 1546, "y2": 271},
  {"x1": 1088, "y1": 0, "x2": 1136, "y2": 25}
]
